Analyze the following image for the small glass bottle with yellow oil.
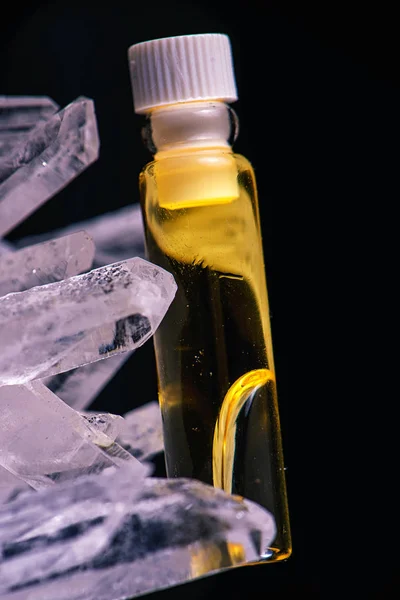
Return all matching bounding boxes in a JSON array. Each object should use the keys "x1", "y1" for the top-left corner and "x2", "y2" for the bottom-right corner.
[{"x1": 128, "y1": 33, "x2": 291, "y2": 562}]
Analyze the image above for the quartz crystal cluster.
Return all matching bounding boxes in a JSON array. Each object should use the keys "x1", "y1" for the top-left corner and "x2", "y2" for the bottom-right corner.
[{"x1": 0, "y1": 96, "x2": 276, "y2": 598}]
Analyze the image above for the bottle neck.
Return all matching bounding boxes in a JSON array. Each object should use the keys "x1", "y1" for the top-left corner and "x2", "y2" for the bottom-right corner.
[{"x1": 145, "y1": 101, "x2": 237, "y2": 157}]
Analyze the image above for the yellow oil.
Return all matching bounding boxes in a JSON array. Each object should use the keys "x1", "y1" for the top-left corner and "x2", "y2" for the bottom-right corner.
[
  {"x1": 139, "y1": 148, "x2": 291, "y2": 562},
  {"x1": 190, "y1": 540, "x2": 246, "y2": 578}
]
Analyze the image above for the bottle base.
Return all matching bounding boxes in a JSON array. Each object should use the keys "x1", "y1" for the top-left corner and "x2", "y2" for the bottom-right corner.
[{"x1": 246, "y1": 546, "x2": 292, "y2": 565}]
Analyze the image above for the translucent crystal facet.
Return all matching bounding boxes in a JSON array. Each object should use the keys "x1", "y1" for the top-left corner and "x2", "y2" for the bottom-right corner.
[
  {"x1": 0, "y1": 381, "x2": 146, "y2": 490},
  {"x1": 0, "y1": 97, "x2": 99, "y2": 237},
  {"x1": 0, "y1": 257, "x2": 177, "y2": 385}
]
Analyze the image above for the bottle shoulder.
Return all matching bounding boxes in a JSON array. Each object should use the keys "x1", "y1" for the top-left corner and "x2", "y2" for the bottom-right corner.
[
  {"x1": 139, "y1": 148, "x2": 258, "y2": 212},
  {"x1": 140, "y1": 150, "x2": 254, "y2": 178}
]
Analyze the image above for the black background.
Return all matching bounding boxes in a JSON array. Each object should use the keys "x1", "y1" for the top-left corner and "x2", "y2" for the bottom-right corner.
[{"x1": 1, "y1": 1, "x2": 398, "y2": 598}]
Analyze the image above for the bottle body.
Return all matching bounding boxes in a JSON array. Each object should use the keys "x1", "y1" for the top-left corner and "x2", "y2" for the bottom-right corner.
[{"x1": 139, "y1": 139, "x2": 291, "y2": 561}]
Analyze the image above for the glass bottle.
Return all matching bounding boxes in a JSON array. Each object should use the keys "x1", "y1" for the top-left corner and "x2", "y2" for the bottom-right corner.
[{"x1": 129, "y1": 33, "x2": 291, "y2": 562}]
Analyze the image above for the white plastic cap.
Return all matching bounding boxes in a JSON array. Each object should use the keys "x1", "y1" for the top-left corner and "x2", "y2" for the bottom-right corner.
[{"x1": 128, "y1": 33, "x2": 238, "y2": 114}]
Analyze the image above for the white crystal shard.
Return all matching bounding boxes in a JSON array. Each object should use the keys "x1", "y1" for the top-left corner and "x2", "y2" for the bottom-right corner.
[
  {"x1": 0, "y1": 468, "x2": 275, "y2": 599},
  {"x1": 118, "y1": 401, "x2": 164, "y2": 461},
  {"x1": 41, "y1": 352, "x2": 132, "y2": 410},
  {"x1": 0, "y1": 231, "x2": 95, "y2": 296},
  {"x1": 15, "y1": 203, "x2": 146, "y2": 267},
  {"x1": 0, "y1": 97, "x2": 99, "y2": 237},
  {"x1": 0, "y1": 257, "x2": 177, "y2": 385},
  {"x1": 0, "y1": 381, "x2": 146, "y2": 490}
]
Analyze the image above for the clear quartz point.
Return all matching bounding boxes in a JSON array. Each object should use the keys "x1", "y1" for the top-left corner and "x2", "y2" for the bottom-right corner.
[
  {"x1": 0, "y1": 381, "x2": 147, "y2": 490},
  {"x1": 0, "y1": 97, "x2": 99, "y2": 237},
  {"x1": 0, "y1": 257, "x2": 177, "y2": 385},
  {"x1": 0, "y1": 468, "x2": 275, "y2": 599}
]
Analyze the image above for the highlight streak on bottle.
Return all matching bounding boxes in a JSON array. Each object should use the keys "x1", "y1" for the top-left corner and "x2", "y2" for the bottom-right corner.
[{"x1": 213, "y1": 369, "x2": 275, "y2": 494}]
